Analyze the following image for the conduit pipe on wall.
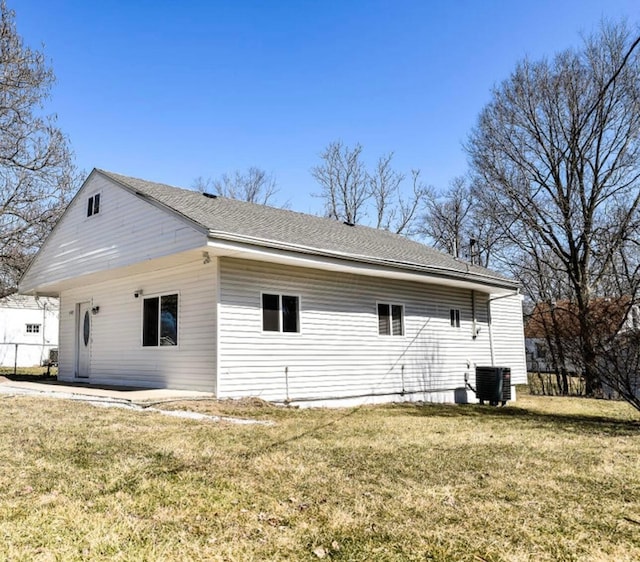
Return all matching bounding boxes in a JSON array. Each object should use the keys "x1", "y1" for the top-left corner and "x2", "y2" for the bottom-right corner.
[
  {"x1": 274, "y1": 388, "x2": 466, "y2": 405},
  {"x1": 284, "y1": 366, "x2": 290, "y2": 405}
]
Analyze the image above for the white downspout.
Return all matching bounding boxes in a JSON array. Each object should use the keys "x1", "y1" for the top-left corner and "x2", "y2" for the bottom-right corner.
[
  {"x1": 42, "y1": 301, "x2": 47, "y2": 365},
  {"x1": 487, "y1": 298, "x2": 495, "y2": 366}
]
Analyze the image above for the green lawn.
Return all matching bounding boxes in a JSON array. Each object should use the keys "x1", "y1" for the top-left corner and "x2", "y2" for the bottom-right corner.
[{"x1": 0, "y1": 393, "x2": 638, "y2": 561}]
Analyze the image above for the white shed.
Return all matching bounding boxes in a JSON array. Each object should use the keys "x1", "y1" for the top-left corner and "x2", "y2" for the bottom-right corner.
[
  {"x1": 19, "y1": 169, "x2": 527, "y2": 405},
  {"x1": 0, "y1": 294, "x2": 59, "y2": 368}
]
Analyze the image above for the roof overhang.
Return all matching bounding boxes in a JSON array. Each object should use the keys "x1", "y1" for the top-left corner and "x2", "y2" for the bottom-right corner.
[
  {"x1": 19, "y1": 232, "x2": 518, "y2": 297},
  {"x1": 206, "y1": 232, "x2": 519, "y2": 295},
  {"x1": 19, "y1": 249, "x2": 206, "y2": 297}
]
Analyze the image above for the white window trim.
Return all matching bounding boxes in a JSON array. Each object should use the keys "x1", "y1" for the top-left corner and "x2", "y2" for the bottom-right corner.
[
  {"x1": 260, "y1": 291, "x2": 302, "y2": 335},
  {"x1": 140, "y1": 291, "x2": 181, "y2": 349},
  {"x1": 86, "y1": 192, "x2": 102, "y2": 218},
  {"x1": 376, "y1": 301, "x2": 405, "y2": 337},
  {"x1": 25, "y1": 323, "x2": 41, "y2": 334},
  {"x1": 450, "y1": 308, "x2": 461, "y2": 328}
]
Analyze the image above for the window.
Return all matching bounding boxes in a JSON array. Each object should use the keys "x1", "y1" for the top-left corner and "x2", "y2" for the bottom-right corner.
[
  {"x1": 26, "y1": 323, "x2": 41, "y2": 334},
  {"x1": 87, "y1": 193, "x2": 101, "y2": 217},
  {"x1": 378, "y1": 303, "x2": 404, "y2": 336},
  {"x1": 262, "y1": 293, "x2": 299, "y2": 333},
  {"x1": 143, "y1": 294, "x2": 178, "y2": 346},
  {"x1": 450, "y1": 308, "x2": 461, "y2": 328}
]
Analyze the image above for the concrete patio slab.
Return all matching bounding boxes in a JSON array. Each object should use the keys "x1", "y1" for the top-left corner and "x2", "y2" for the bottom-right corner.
[{"x1": 0, "y1": 377, "x2": 214, "y2": 402}]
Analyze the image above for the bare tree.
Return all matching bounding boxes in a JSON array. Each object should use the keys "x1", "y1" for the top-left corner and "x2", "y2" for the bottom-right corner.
[
  {"x1": 467, "y1": 21, "x2": 640, "y2": 401},
  {"x1": 369, "y1": 155, "x2": 427, "y2": 235},
  {"x1": 421, "y1": 177, "x2": 472, "y2": 258},
  {"x1": 468, "y1": 180, "x2": 508, "y2": 268},
  {"x1": 590, "y1": 237, "x2": 640, "y2": 408},
  {"x1": 594, "y1": 322, "x2": 640, "y2": 411},
  {"x1": 518, "y1": 242, "x2": 575, "y2": 394},
  {"x1": 193, "y1": 167, "x2": 278, "y2": 205},
  {"x1": 419, "y1": 176, "x2": 502, "y2": 267},
  {"x1": 0, "y1": 1, "x2": 77, "y2": 297},
  {"x1": 370, "y1": 152, "x2": 404, "y2": 230},
  {"x1": 312, "y1": 142, "x2": 426, "y2": 234},
  {"x1": 311, "y1": 141, "x2": 368, "y2": 224}
]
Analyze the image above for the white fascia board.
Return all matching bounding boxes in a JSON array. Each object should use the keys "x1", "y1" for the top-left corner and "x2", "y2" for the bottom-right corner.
[{"x1": 206, "y1": 235, "x2": 518, "y2": 295}]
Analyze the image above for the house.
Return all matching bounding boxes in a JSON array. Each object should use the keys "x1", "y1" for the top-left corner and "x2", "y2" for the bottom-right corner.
[
  {"x1": 19, "y1": 169, "x2": 527, "y2": 405},
  {"x1": 0, "y1": 294, "x2": 59, "y2": 368},
  {"x1": 524, "y1": 298, "x2": 640, "y2": 374},
  {"x1": 524, "y1": 298, "x2": 640, "y2": 399},
  {"x1": 524, "y1": 300, "x2": 581, "y2": 375}
]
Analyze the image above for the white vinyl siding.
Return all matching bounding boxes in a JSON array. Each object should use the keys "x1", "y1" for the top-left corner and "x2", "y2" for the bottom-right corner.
[
  {"x1": 20, "y1": 173, "x2": 206, "y2": 293},
  {"x1": 218, "y1": 258, "x2": 501, "y2": 402},
  {"x1": 57, "y1": 259, "x2": 217, "y2": 391},
  {"x1": 489, "y1": 294, "x2": 527, "y2": 384}
]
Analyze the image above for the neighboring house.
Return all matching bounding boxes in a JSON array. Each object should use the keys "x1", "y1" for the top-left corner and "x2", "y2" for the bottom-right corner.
[
  {"x1": 524, "y1": 298, "x2": 640, "y2": 374},
  {"x1": 524, "y1": 303, "x2": 579, "y2": 374},
  {"x1": 19, "y1": 169, "x2": 527, "y2": 405},
  {"x1": 0, "y1": 294, "x2": 59, "y2": 368}
]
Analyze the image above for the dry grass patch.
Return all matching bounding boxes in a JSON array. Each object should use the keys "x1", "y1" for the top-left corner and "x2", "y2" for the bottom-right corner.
[
  {"x1": 0, "y1": 365, "x2": 58, "y2": 379},
  {"x1": 0, "y1": 394, "x2": 638, "y2": 561}
]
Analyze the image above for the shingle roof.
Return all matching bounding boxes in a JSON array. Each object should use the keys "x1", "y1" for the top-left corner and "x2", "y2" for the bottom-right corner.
[{"x1": 97, "y1": 169, "x2": 518, "y2": 290}]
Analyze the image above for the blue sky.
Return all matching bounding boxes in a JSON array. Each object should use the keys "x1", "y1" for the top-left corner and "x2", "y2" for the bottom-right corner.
[{"x1": 17, "y1": 1, "x2": 640, "y2": 214}]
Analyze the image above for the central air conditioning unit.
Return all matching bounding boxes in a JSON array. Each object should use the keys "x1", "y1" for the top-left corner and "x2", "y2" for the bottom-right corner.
[{"x1": 475, "y1": 366, "x2": 511, "y2": 406}]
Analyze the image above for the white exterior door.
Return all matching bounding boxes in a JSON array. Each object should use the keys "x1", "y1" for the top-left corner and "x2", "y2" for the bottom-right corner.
[{"x1": 76, "y1": 302, "x2": 91, "y2": 378}]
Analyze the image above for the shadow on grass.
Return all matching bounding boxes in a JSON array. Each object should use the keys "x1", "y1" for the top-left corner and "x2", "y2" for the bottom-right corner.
[{"x1": 387, "y1": 402, "x2": 640, "y2": 436}]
